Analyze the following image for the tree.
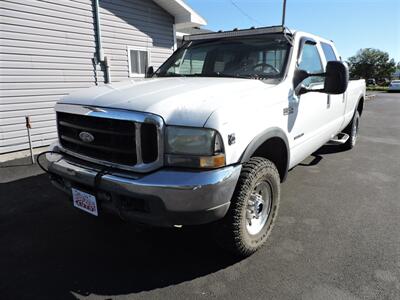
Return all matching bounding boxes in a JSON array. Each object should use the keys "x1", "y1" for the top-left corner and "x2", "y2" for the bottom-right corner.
[
  {"x1": 347, "y1": 48, "x2": 396, "y2": 82},
  {"x1": 396, "y1": 62, "x2": 400, "y2": 79}
]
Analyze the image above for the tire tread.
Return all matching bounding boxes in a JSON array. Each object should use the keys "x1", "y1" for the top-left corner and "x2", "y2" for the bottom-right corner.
[{"x1": 215, "y1": 157, "x2": 280, "y2": 257}]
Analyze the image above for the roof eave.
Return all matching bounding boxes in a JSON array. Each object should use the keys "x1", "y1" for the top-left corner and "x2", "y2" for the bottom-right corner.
[{"x1": 152, "y1": 0, "x2": 207, "y2": 29}]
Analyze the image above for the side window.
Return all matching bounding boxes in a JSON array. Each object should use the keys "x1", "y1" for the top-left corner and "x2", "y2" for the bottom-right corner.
[
  {"x1": 321, "y1": 42, "x2": 338, "y2": 62},
  {"x1": 129, "y1": 48, "x2": 149, "y2": 77},
  {"x1": 298, "y1": 42, "x2": 324, "y2": 87}
]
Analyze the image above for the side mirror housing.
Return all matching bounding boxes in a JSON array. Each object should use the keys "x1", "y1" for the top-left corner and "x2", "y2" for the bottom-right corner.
[
  {"x1": 323, "y1": 61, "x2": 349, "y2": 94},
  {"x1": 293, "y1": 61, "x2": 349, "y2": 95},
  {"x1": 146, "y1": 66, "x2": 154, "y2": 78}
]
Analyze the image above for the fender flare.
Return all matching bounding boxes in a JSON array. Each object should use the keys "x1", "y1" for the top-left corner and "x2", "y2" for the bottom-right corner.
[
  {"x1": 239, "y1": 127, "x2": 290, "y2": 182},
  {"x1": 355, "y1": 95, "x2": 364, "y2": 116}
]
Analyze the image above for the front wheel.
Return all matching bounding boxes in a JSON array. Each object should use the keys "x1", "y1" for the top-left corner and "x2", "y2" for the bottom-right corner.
[{"x1": 215, "y1": 157, "x2": 281, "y2": 257}]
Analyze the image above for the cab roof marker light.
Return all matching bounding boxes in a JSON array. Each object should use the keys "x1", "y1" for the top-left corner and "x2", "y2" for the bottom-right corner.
[{"x1": 183, "y1": 25, "x2": 288, "y2": 42}]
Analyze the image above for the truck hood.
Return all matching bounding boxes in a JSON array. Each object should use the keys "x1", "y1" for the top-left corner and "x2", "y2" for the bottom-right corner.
[{"x1": 60, "y1": 77, "x2": 275, "y2": 127}]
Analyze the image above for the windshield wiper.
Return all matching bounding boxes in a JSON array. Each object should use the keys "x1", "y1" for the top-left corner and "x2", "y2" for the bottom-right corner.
[
  {"x1": 183, "y1": 73, "x2": 206, "y2": 77},
  {"x1": 156, "y1": 73, "x2": 266, "y2": 80},
  {"x1": 200, "y1": 73, "x2": 254, "y2": 79},
  {"x1": 217, "y1": 73, "x2": 280, "y2": 80},
  {"x1": 155, "y1": 73, "x2": 186, "y2": 78}
]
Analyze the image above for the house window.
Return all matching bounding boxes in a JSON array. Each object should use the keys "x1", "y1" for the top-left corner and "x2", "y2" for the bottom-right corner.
[{"x1": 128, "y1": 47, "x2": 150, "y2": 77}]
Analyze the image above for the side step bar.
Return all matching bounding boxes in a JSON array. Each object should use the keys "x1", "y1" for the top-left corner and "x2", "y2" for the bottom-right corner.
[{"x1": 326, "y1": 133, "x2": 349, "y2": 145}]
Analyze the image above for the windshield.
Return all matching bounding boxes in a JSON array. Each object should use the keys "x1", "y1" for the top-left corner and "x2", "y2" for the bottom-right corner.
[{"x1": 155, "y1": 34, "x2": 291, "y2": 82}]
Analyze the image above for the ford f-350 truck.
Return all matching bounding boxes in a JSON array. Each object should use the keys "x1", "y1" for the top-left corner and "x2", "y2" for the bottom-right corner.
[{"x1": 43, "y1": 26, "x2": 366, "y2": 256}]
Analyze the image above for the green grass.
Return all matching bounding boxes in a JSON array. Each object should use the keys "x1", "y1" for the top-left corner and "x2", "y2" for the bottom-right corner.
[{"x1": 366, "y1": 86, "x2": 388, "y2": 92}]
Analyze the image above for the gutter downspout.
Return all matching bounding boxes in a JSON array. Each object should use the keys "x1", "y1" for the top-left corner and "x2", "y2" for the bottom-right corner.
[
  {"x1": 173, "y1": 24, "x2": 177, "y2": 51},
  {"x1": 94, "y1": 0, "x2": 111, "y2": 83}
]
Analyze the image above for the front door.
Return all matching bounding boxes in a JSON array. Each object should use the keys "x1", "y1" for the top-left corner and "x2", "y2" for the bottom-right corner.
[{"x1": 288, "y1": 39, "x2": 331, "y2": 166}]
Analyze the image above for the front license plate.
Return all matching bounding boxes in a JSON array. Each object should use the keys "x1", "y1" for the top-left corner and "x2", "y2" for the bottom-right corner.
[{"x1": 72, "y1": 188, "x2": 98, "y2": 216}]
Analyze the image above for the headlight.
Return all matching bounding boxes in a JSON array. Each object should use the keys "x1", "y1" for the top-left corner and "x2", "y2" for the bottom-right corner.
[{"x1": 165, "y1": 126, "x2": 225, "y2": 168}]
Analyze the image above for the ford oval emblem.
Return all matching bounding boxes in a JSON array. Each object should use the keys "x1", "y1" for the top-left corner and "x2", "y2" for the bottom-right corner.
[{"x1": 79, "y1": 131, "x2": 94, "y2": 143}]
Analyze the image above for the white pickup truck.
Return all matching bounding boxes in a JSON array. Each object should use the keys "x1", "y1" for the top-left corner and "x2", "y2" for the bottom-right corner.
[{"x1": 44, "y1": 26, "x2": 365, "y2": 256}]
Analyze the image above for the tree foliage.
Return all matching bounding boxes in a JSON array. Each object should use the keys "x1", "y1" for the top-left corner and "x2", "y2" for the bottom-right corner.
[{"x1": 347, "y1": 48, "x2": 396, "y2": 81}]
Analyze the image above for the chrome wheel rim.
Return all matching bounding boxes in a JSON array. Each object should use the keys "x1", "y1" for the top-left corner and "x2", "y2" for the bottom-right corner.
[{"x1": 246, "y1": 181, "x2": 272, "y2": 235}]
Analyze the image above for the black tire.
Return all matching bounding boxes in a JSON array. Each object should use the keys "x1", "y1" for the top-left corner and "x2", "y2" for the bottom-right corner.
[
  {"x1": 214, "y1": 157, "x2": 280, "y2": 257},
  {"x1": 342, "y1": 110, "x2": 360, "y2": 150}
]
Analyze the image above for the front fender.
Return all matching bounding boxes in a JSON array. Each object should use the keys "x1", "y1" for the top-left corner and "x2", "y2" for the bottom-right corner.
[{"x1": 240, "y1": 127, "x2": 290, "y2": 181}]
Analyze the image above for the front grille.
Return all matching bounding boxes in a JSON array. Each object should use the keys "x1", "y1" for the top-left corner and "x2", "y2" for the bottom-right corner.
[{"x1": 57, "y1": 112, "x2": 158, "y2": 167}]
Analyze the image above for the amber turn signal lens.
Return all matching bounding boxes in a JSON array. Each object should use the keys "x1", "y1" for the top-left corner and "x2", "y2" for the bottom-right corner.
[
  {"x1": 165, "y1": 154, "x2": 226, "y2": 169},
  {"x1": 199, "y1": 154, "x2": 225, "y2": 168}
]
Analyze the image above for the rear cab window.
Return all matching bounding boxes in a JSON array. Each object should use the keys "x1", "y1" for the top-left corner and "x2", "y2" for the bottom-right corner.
[{"x1": 321, "y1": 42, "x2": 338, "y2": 62}]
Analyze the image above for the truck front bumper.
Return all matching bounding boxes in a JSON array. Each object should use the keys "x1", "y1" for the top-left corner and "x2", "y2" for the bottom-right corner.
[{"x1": 45, "y1": 149, "x2": 241, "y2": 227}]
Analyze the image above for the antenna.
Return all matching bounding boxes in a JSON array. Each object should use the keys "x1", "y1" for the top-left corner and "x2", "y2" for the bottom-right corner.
[{"x1": 281, "y1": 0, "x2": 287, "y2": 27}]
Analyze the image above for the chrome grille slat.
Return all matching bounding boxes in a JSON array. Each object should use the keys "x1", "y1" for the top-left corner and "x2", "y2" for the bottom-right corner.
[
  {"x1": 135, "y1": 123, "x2": 143, "y2": 165},
  {"x1": 55, "y1": 103, "x2": 164, "y2": 173}
]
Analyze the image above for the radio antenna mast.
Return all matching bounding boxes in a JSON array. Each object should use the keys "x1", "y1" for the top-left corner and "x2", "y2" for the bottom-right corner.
[{"x1": 281, "y1": 0, "x2": 287, "y2": 27}]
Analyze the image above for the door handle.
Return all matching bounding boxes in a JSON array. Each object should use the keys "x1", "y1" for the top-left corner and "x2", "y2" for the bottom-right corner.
[{"x1": 327, "y1": 95, "x2": 331, "y2": 109}]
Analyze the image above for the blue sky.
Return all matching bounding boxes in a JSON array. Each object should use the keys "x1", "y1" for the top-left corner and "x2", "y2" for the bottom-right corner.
[{"x1": 185, "y1": 0, "x2": 400, "y2": 62}]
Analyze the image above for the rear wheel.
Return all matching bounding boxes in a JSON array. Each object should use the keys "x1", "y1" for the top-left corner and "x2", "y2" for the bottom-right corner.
[
  {"x1": 215, "y1": 157, "x2": 280, "y2": 257},
  {"x1": 342, "y1": 110, "x2": 360, "y2": 150}
]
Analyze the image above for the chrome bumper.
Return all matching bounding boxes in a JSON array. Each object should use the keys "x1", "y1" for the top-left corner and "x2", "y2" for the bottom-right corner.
[{"x1": 45, "y1": 145, "x2": 241, "y2": 227}]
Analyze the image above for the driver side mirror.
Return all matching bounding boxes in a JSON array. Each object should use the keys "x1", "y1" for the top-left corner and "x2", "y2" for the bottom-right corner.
[
  {"x1": 293, "y1": 61, "x2": 349, "y2": 95},
  {"x1": 146, "y1": 66, "x2": 154, "y2": 78}
]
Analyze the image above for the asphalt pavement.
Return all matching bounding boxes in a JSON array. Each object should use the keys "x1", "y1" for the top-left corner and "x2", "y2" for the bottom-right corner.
[{"x1": 1, "y1": 93, "x2": 399, "y2": 300}]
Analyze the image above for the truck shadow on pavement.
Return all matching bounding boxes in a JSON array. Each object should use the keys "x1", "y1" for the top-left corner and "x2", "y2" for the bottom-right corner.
[
  {"x1": 314, "y1": 144, "x2": 348, "y2": 155},
  {"x1": 0, "y1": 173, "x2": 241, "y2": 300},
  {"x1": 299, "y1": 145, "x2": 350, "y2": 167}
]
